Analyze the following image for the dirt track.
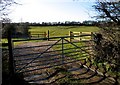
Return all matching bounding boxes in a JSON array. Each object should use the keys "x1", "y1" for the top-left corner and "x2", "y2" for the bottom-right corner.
[{"x1": 13, "y1": 41, "x2": 116, "y2": 84}]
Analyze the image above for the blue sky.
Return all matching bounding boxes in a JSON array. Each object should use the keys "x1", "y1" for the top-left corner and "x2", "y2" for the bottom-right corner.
[{"x1": 9, "y1": 0, "x2": 97, "y2": 23}]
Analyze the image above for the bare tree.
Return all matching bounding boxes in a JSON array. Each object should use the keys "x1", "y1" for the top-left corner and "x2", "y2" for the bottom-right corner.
[
  {"x1": 93, "y1": 1, "x2": 120, "y2": 25},
  {"x1": 0, "y1": 0, "x2": 18, "y2": 22},
  {"x1": 0, "y1": 0, "x2": 20, "y2": 34}
]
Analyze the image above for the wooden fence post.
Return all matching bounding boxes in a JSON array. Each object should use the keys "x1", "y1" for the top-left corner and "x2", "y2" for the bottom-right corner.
[
  {"x1": 47, "y1": 30, "x2": 50, "y2": 41},
  {"x1": 69, "y1": 31, "x2": 73, "y2": 42},
  {"x1": 61, "y1": 37, "x2": 64, "y2": 64},
  {"x1": 91, "y1": 32, "x2": 93, "y2": 40},
  {"x1": 38, "y1": 34, "x2": 39, "y2": 38},
  {"x1": 7, "y1": 30, "x2": 15, "y2": 76},
  {"x1": 44, "y1": 32, "x2": 46, "y2": 38},
  {"x1": 79, "y1": 32, "x2": 82, "y2": 41},
  {"x1": 28, "y1": 32, "x2": 31, "y2": 39}
]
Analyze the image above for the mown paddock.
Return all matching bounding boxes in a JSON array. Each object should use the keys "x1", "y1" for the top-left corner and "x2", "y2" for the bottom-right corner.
[
  {"x1": 29, "y1": 26, "x2": 99, "y2": 37},
  {"x1": 1, "y1": 26, "x2": 99, "y2": 46}
]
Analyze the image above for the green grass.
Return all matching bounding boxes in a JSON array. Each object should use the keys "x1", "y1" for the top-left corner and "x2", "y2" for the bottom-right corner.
[
  {"x1": 29, "y1": 26, "x2": 99, "y2": 37},
  {"x1": 1, "y1": 26, "x2": 99, "y2": 46},
  {"x1": 52, "y1": 39, "x2": 90, "y2": 63},
  {"x1": 1, "y1": 38, "x2": 8, "y2": 43}
]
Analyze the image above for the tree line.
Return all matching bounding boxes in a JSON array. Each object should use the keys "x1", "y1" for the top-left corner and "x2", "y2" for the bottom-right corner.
[{"x1": 22, "y1": 21, "x2": 99, "y2": 26}]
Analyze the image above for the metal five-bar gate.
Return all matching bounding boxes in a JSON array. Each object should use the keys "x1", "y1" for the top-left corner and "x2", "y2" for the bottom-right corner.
[
  {"x1": 10, "y1": 35, "x2": 93, "y2": 83},
  {"x1": 7, "y1": 35, "x2": 119, "y2": 84}
]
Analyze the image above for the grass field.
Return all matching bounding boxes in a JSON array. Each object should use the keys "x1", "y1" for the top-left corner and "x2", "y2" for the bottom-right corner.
[
  {"x1": 29, "y1": 26, "x2": 99, "y2": 37},
  {"x1": 1, "y1": 26, "x2": 99, "y2": 45}
]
